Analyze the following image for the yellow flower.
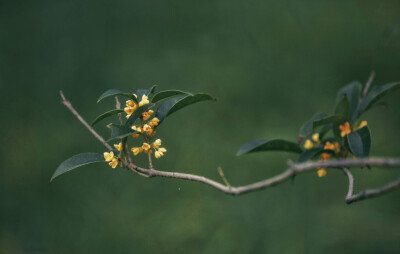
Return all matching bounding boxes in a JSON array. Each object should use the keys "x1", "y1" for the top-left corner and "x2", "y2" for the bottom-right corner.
[
  {"x1": 142, "y1": 111, "x2": 151, "y2": 121},
  {"x1": 139, "y1": 95, "x2": 149, "y2": 107},
  {"x1": 304, "y1": 139, "x2": 313, "y2": 150},
  {"x1": 147, "y1": 128, "x2": 154, "y2": 136},
  {"x1": 152, "y1": 139, "x2": 162, "y2": 148},
  {"x1": 104, "y1": 152, "x2": 114, "y2": 162},
  {"x1": 317, "y1": 168, "x2": 327, "y2": 177},
  {"x1": 320, "y1": 153, "x2": 330, "y2": 161},
  {"x1": 158, "y1": 147, "x2": 167, "y2": 153},
  {"x1": 142, "y1": 124, "x2": 152, "y2": 132},
  {"x1": 131, "y1": 147, "x2": 142, "y2": 156},
  {"x1": 126, "y1": 100, "x2": 136, "y2": 108},
  {"x1": 148, "y1": 110, "x2": 154, "y2": 115},
  {"x1": 339, "y1": 121, "x2": 351, "y2": 137},
  {"x1": 114, "y1": 143, "x2": 123, "y2": 152},
  {"x1": 155, "y1": 151, "x2": 162, "y2": 158},
  {"x1": 132, "y1": 133, "x2": 140, "y2": 138},
  {"x1": 124, "y1": 106, "x2": 135, "y2": 115},
  {"x1": 149, "y1": 117, "x2": 160, "y2": 127},
  {"x1": 312, "y1": 133, "x2": 320, "y2": 142},
  {"x1": 324, "y1": 141, "x2": 335, "y2": 151},
  {"x1": 142, "y1": 142, "x2": 151, "y2": 151},
  {"x1": 359, "y1": 120, "x2": 367, "y2": 129},
  {"x1": 109, "y1": 158, "x2": 118, "y2": 168},
  {"x1": 131, "y1": 125, "x2": 143, "y2": 133}
]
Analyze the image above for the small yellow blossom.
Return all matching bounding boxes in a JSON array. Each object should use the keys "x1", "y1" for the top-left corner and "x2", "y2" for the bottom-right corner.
[
  {"x1": 152, "y1": 139, "x2": 162, "y2": 148},
  {"x1": 142, "y1": 111, "x2": 151, "y2": 121},
  {"x1": 155, "y1": 151, "x2": 162, "y2": 158},
  {"x1": 317, "y1": 168, "x2": 327, "y2": 177},
  {"x1": 149, "y1": 117, "x2": 160, "y2": 127},
  {"x1": 142, "y1": 124, "x2": 152, "y2": 132},
  {"x1": 148, "y1": 110, "x2": 154, "y2": 115},
  {"x1": 124, "y1": 107, "x2": 134, "y2": 115},
  {"x1": 312, "y1": 133, "x2": 320, "y2": 142},
  {"x1": 147, "y1": 128, "x2": 154, "y2": 136},
  {"x1": 304, "y1": 139, "x2": 313, "y2": 150},
  {"x1": 324, "y1": 141, "x2": 335, "y2": 151},
  {"x1": 158, "y1": 147, "x2": 167, "y2": 153},
  {"x1": 114, "y1": 143, "x2": 123, "y2": 152},
  {"x1": 131, "y1": 125, "x2": 143, "y2": 133},
  {"x1": 142, "y1": 142, "x2": 151, "y2": 151},
  {"x1": 131, "y1": 147, "x2": 142, "y2": 156},
  {"x1": 339, "y1": 121, "x2": 351, "y2": 137},
  {"x1": 109, "y1": 158, "x2": 118, "y2": 168},
  {"x1": 104, "y1": 152, "x2": 114, "y2": 162},
  {"x1": 320, "y1": 153, "x2": 330, "y2": 161},
  {"x1": 126, "y1": 100, "x2": 136, "y2": 108},
  {"x1": 359, "y1": 121, "x2": 367, "y2": 129},
  {"x1": 139, "y1": 95, "x2": 149, "y2": 107},
  {"x1": 132, "y1": 133, "x2": 140, "y2": 138}
]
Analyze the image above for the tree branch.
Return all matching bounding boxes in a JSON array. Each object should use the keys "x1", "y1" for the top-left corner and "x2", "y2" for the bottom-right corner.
[
  {"x1": 60, "y1": 91, "x2": 113, "y2": 151},
  {"x1": 60, "y1": 91, "x2": 400, "y2": 204}
]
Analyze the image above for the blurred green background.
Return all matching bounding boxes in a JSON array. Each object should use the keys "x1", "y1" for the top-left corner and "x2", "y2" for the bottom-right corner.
[{"x1": 1, "y1": 0, "x2": 400, "y2": 253}]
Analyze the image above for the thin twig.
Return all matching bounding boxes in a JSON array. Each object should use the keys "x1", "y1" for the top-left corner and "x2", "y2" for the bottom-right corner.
[
  {"x1": 115, "y1": 96, "x2": 123, "y2": 125},
  {"x1": 217, "y1": 167, "x2": 231, "y2": 187},
  {"x1": 60, "y1": 91, "x2": 113, "y2": 151},
  {"x1": 362, "y1": 70, "x2": 375, "y2": 99},
  {"x1": 147, "y1": 150, "x2": 154, "y2": 169},
  {"x1": 60, "y1": 91, "x2": 400, "y2": 204}
]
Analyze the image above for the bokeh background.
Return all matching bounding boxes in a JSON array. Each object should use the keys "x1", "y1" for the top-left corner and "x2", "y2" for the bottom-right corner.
[{"x1": 1, "y1": 0, "x2": 400, "y2": 253}]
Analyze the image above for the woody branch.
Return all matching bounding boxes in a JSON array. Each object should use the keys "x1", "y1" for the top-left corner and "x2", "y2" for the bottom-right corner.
[{"x1": 59, "y1": 90, "x2": 400, "y2": 204}]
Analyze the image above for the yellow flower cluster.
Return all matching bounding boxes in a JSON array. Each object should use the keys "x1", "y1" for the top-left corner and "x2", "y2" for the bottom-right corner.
[
  {"x1": 104, "y1": 151, "x2": 118, "y2": 168},
  {"x1": 124, "y1": 94, "x2": 150, "y2": 119},
  {"x1": 339, "y1": 121, "x2": 367, "y2": 137},
  {"x1": 131, "y1": 139, "x2": 167, "y2": 158},
  {"x1": 303, "y1": 133, "x2": 320, "y2": 150}
]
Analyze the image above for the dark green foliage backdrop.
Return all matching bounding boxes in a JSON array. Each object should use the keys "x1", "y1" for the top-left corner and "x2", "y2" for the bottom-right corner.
[{"x1": 1, "y1": 1, "x2": 400, "y2": 253}]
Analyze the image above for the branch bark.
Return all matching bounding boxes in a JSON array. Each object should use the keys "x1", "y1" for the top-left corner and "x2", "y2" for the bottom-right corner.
[{"x1": 60, "y1": 91, "x2": 400, "y2": 204}]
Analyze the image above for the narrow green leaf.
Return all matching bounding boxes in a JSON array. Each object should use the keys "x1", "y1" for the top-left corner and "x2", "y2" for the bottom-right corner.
[
  {"x1": 335, "y1": 81, "x2": 362, "y2": 122},
  {"x1": 237, "y1": 139, "x2": 302, "y2": 156},
  {"x1": 334, "y1": 95, "x2": 350, "y2": 117},
  {"x1": 151, "y1": 90, "x2": 190, "y2": 103},
  {"x1": 125, "y1": 103, "x2": 154, "y2": 127},
  {"x1": 91, "y1": 109, "x2": 124, "y2": 126},
  {"x1": 346, "y1": 126, "x2": 371, "y2": 158},
  {"x1": 108, "y1": 124, "x2": 136, "y2": 141},
  {"x1": 299, "y1": 112, "x2": 328, "y2": 137},
  {"x1": 97, "y1": 89, "x2": 138, "y2": 104},
  {"x1": 156, "y1": 94, "x2": 215, "y2": 122},
  {"x1": 312, "y1": 115, "x2": 346, "y2": 129},
  {"x1": 352, "y1": 82, "x2": 400, "y2": 121},
  {"x1": 50, "y1": 153, "x2": 105, "y2": 182}
]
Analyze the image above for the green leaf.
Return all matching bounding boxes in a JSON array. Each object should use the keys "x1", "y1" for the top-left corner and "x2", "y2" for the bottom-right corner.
[
  {"x1": 91, "y1": 109, "x2": 124, "y2": 126},
  {"x1": 151, "y1": 90, "x2": 190, "y2": 103},
  {"x1": 334, "y1": 95, "x2": 350, "y2": 117},
  {"x1": 336, "y1": 81, "x2": 362, "y2": 122},
  {"x1": 156, "y1": 93, "x2": 215, "y2": 122},
  {"x1": 237, "y1": 139, "x2": 302, "y2": 156},
  {"x1": 312, "y1": 115, "x2": 346, "y2": 129},
  {"x1": 97, "y1": 89, "x2": 138, "y2": 104},
  {"x1": 346, "y1": 126, "x2": 371, "y2": 158},
  {"x1": 108, "y1": 124, "x2": 136, "y2": 141},
  {"x1": 299, "y1": 112, "x2": 328, "y2": 137},
  {"x1": 352, "y1": 82, "x2": 400, "y2": 121},
  {"x1": 125, "y1": 103, "x2": 154, "y2": 127},
  {"x1": 50, "y1": 153, "x2": 105, "y2": 182},
  {"x1": 297, "y1": 148, "x2": 335, "y2": 163}
]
